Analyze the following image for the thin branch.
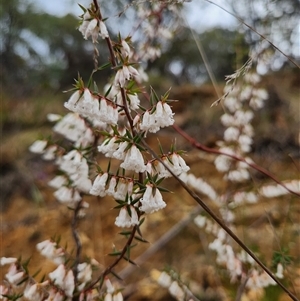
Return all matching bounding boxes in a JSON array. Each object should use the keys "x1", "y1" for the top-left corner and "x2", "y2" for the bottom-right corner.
[
  {"x1": 119, "y1": 206, "x2": 202, "y2": 279},
  {"x1": 72, "y1": 200, "x2": 83, "y2": 281},
  {"x1": 172, "y1": 124, "x2": 300, "y2": 198},
  {"x1": 85, "y1": 226, "x2": 137, "y2": 290},
  {"x1": 204, "y1": 0, "x2": 300, "y2": 69},
  {"x1": 141, "y1": 139, "x2": 299, "y2": 301}
]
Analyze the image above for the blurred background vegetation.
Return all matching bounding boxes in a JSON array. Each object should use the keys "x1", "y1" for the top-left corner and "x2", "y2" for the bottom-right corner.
[
  {"x1": 1, "y1": 0, "x2": 299, "y2": 205},
  {"x1": 0, "y1": 1, "x2": 299, "y2": 299}
]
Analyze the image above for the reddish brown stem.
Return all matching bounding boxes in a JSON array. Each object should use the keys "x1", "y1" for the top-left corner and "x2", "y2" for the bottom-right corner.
[{"x1": 172, "y1": 124, "x2": 300, "y2": 198}]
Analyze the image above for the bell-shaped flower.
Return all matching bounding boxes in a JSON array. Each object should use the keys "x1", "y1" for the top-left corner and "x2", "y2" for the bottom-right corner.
[
  {"x1": 90, "y1": 173, "x2": 108, "y2": 197},
  {"x1": 115, "y1": 206, "x2": 139, "y2": 228},
  {"x1": 168, "y1": 153, "x2": 190, "y2": 176},
  {"x1": 120, "y1": 145, "x2": 146, "y2": 173},
  {"x1": 98, "y1": 136, "x2": 119, "y2": 158},
  {"x1": 121, "y1": 40, "x2": 131, "y2": 57},
  {"x1": 140, "y1": 110, "x2": 160, "y2": 133},
  {"x1": 112, "y1": 141, "x2": 129, "y2": 160},
  {"x1": 114, "y1": 65, "x2": 140, "y2": 88},
  {"x1": 139, "y1": 185, "x2": 166, "y2": 214},
  {"x1": 54, "y1": 187, "x2": 82, "y2": 206},
  {"x1": 49, "y1": 265, "x2": 74, "y2": 298},
  {"x1": 99, "y1": 21, "x2": 109, "y2": 39},
  {"x1": 154, "y1": 102, "x2": 174, "y2": 128},
  {"x1": 36, "y1": 239, "x2": 65, "y2": 265},
  {"x1": 5, "y1": 264, "x2": 24, "y2": 285},
  {"x1": 0, "y1": 257, "x2": 17, "y2": 266},
  {"x1": 24, "y1": 283, "x2": 44, "y2": 301},
  {"x1": 114, "y1": 179, "x2": 130, "y2": 200},
  {"x1": 77, "y1": 263, "x2": 92, "y2": 291},
  {"x1": 29, "y1": 140, "x2": 47, "y2": 154}
]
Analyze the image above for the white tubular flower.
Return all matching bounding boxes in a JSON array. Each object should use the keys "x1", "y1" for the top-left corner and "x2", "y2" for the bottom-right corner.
[
  {"x1": 64, "y1": 90, "x2": 82, "y2": 112},
  {"x1": 214, "y1": 155, "x2": 232, "y2": 172},
  {"x1": 275, "y1": 263, "x2": 284, "y2": 279},
  {"x1": 53, "y1": 113, "x2": 94, "y2": 147},
  {"x1": 121, "y1": 40, "x2": 131, "y2": 57},
  {"x1": 227, "y1": 169, "x2": 250, "y2": 182},
  {"x1": 194, "y1": 215, "x2": 207, "y2": 228},
  {"x1": 238, "y1": 134, "x2": 252, "y2": 153},
  {"x1": 127, "y1": 93, "x2": 140, "y2": 110},
  {"x1": 139, "y1": 185, "x2": 166, "y2": 214},
  {"x1": 140, "y1": 110, "x2": 160, "y2": 133},
  {"x1": 154, "y1": 102, "x2": 175, "y2": 128},
  {"x1": 157, "y1": 271, "x2": 172, "y2": 288},
  {"x1": 112, "y1": 141, "x2": 129, "y2": 160},
  {"x1": 54, "y1": 186, "x2": 82, "y2": 205},
  {"x1": 44, "y1": 289, "x2": 64, "y2": 301},
  {"x1": 220, "y1": 113, "x2": 234, "y2": 127},
  {"x1": 98, "y1": 136, "x2": 119, "y2": 158},
  {"x1": 99, "y1": 21, "x2": 109, "y2": 39},
  {"x1": 106, "y1": 176, "x2": 117, "y2": 196},
  {"x1": 85, "y1": 18, "x2": 99, "y2": 42},
  {"x1": 120, "y1": 145, "x2": 146, "y2": 173},
  {"x1": 169, "y1": 153, "x2": 190, "y2": 176},
  {"x1": 49, "y1": 265, "x2": 74, "y2": 298},
  {"x1": 42, "y1": 145, "x2": 57, "y2": 161},
  {"x1": 29, "y1": 140, "x2": 47, "y2": 154},
  {"x1": 48, "y1": 176, "x2": 68, "y2": 189},
  {"x1": 224, "y1": 127, "x2": 240, "y2": 142},
  {"x1": 151, "y1": 159, "x2": 172, "y2": 178},
  {"x1": 105, "y1": 278, "x2": 115, "y2": 294},
  {"x1": 0, "y1": 257, "x2": 17, "y2": 266},
  {"x1": 0, "y1": 285, "x2": 9, "y2": 299},
  {"x1": 77, "y1": 263, "x2": 92, "y2": 288},
  {"x1": 5, "y1": 264, "x2": 24, "y2": 285},
  {"x1": 115, "y1": 206, "x2": 139, "y2": 228},
  {"x1": 64, "y1": 270, "x2": 75, "y2": 297},
  {"x1": 113, "y1": 292, "x2": 123, "y2": 301},
  {"x1": 90, "y1": 173, "x2": 108, "y2": 197},
  {"x1": 114, "y1": 179, "x2": 130, "y2": 200},
  {"x1": 104, "y1": 294, "x2": 113, "y2": 301},
  {"x1": 47, "y1": 113, "x2": 61, "y2": 122},
  {"x1": 169, "y1": 281, "x2": 184, "y2": 301},
  {"x1": 36, "y1": 239, "x2": 65, "y2": 265},
  {"x1": 114, "y1": 65, "x2": 139, "y2": 87},
  {"x1": 24, "y1": 283, "x2": 43, "y2": 301}
]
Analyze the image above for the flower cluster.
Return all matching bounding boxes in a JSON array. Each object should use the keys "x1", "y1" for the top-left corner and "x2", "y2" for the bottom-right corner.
[
  {"x1": 214, "y1": 71, "x2": 268, "y2": 183},
  {"x1": 194, "y1": 216, "x2": 283, "y2": 289}
]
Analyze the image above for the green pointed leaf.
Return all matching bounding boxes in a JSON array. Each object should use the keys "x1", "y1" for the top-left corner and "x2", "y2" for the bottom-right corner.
[{"x1": 134, "y1": 236, "x2": 149, "y2": 243}]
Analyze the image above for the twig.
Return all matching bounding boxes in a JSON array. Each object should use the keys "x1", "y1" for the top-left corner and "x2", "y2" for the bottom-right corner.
[
  {"x1": 172, "y1": 123, "x2": 300, "y2": 198},
  {"x1": 119, "y1": 206, "x2": 202, "y2": 279},
  {"x1": 71, "y1": 200, "x2": 83, "y2": 281},
  {"x1": 141, "y1": 139, "x2": 299, "y2": 301},
  {"x1": 204, "y1": 0, "x2": 300, "y2": 69}
]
